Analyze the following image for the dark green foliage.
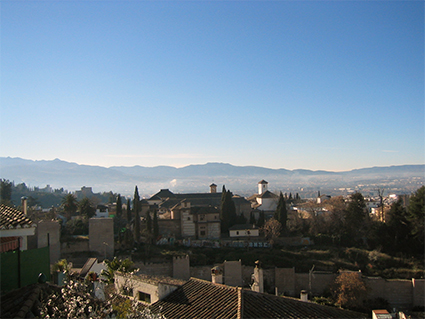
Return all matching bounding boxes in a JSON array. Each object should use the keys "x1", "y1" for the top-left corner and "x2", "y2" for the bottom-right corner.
[
  {"x1": 0, "y1": 179, "x2": 12, "y2": 205},
  {"x1": 153, "y1": 209, "x2": 159, "y2": 240},
  {"x1": 236, "y1": 213, "x2": 247, "y2": 224},
  {"x1": 61, "y1": 194, "x2": 78, "y2": 220},
  {"x1": 407, "y1": 186, "x2": 424, "y2": 251},
  {"x1": 126, "y1": 198, "x2": 131, "y2": 222},
  {"x1": 257, "y1": 211, "x2": 265, "y2": 228},
  {"x1": 249, "y1": 211, "x2": 256, "y2": 225},
  {"x1": 116, "y1": 194, "x2": 122, "y2": 218},
  {"x1": 221, "y1": 190, "x2": 237, "y2": 233},
  {"x1": 146, "y1": 210, "x2": 152, "y2": 234},
  {"x1": 274, "y1": 192, "x2": 288, "y2": 235},
  {"x1": 385, "y1": 199, "x2": 410, "y2": 252},
  {"x1": 344, "y1": 192, "x2": 368, "y2": 246},
  {"x1": 78, "y1": 197, "x2": 95, "y2": 219},
  {"x1": 133, "y1": 186, "x2": 141, "y2": 243}
]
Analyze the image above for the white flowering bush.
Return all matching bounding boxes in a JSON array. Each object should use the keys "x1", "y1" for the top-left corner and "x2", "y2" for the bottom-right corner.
[{"x1": 40, "y1": 274, "x2": 166, "y2": 319}]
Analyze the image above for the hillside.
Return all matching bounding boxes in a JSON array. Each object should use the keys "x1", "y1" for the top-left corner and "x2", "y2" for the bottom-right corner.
[{"x1": 1, "y1": 157, "x2": 423, "y2": 196}]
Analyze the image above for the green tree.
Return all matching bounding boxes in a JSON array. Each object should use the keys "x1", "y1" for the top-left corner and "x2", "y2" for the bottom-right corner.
[
  {"x1": 257, "y1": 211, "x2": 265, "y2": 228},
  {"x1": 126, "y1": 198, "x2": 132, "y2": 222},
  {"x1": 116, "y1": 194, "x2": 123, "y2": 218},
  {"x1": 249, "y1": 211, "x2": 256, "y2": 225},
  {"x1": 153, "y1": 209, "x2": 159, "y2": 241},
  {"x1": 0, "y1": 179, "x2": 12, "y2": 206},
  {"x1": 386, "y1": 199, "x2": 410, "y2": 252},
  {"x1": 61, "y1": 193, "x2": 78, "y2": 221},
  {"x1": 133, "y1": 186, "x2": 141, "y2": 243},
  {"x1": 146, "y1": 210, "x2": 152, "y2": 234},
  {"x1": 344, "y1": 192, "x2": 368, "y2": 246},
  {"x1": 221, "y1": 190, "x2": 237, "y2": 234},
  {"x1": 101, "y1": 257, "x2": 135, "y2": 284},
  {"x1": 79, "y1": 197, "x2": 96, "y2": 219},
  {"x1": 274, "y1": 192, "x2": 288, "y2": 236},
  {"x1": 407, "y1": 186, "x2": 425, "y2": 252}
]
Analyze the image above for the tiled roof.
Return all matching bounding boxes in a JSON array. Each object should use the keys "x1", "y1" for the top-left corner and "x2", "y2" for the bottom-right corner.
[
  {"x1": 259, "y1": 190, "x2": 278, "y2": 199},
  {"x1": 79, "y1": 258, "x2": 98, "y2": 277},
  {"x1": 0, "y1": 204, "x2": 35, "y2": 230},
  {"x1": 149, "y1": 278, "x2": 366, "y2": 319},
  {"x1": 258, "y1": 180, "x2": 268, "y2": 184}
]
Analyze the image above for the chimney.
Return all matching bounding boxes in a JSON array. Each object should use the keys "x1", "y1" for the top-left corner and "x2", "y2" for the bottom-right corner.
[
  {"x1": 300, "y1": 290, "x2": 308, "y2": 301},
  {"x1": 211, "y1": 266, "x2": 223, "y2": 284},
  {"x1": 210, "y1": 183, "x2": 217, "y2": 194},
  {"x1": 251, "y1": 260, "x2": 264, "y2": 293},
  {"x1": 21, "y1": 196, "x2": 28, "y2": 216}
]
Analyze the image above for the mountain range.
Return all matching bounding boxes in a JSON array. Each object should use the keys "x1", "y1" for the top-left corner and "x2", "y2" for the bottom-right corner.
[{"x1": 1, "y1": 157, "x2": 423, "y2": 197}]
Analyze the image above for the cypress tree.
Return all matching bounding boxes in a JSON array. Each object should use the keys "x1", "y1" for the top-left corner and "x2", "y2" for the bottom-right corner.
[
  {"x1": 249, "y1": 211, "x2": 256, "y2": 225},
  {"x1": 153, "y1": 209, "x2": 159, "y2": 241},
  {"x1": 221, "y1": 189, "x2": 237, "y2": 233},
  {"x1": 274, "y1": 192, "x2": 288, "y2": 235},
  {"x1": 146, "y1": 210, "x2": 152, "y2": 234},
  {"x1": 257, "y1": 211, "x2": 265, "y2": 228},
  {"x1": 116, "y1": 194, "x2": 122, "y2": 218},
  {"x1": 133, "y1": 186, "x2": 141, "y2": 243},
  {"x1": 126, "y1": 198, "x2": 131, "y2": 222}
]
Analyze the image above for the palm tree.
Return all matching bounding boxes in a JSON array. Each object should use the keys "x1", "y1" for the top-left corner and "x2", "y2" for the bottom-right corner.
[{"x1": 61, "y1": 193, "x2": 78, "y2": 221}]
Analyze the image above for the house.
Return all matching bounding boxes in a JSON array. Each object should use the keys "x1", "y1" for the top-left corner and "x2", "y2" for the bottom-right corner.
[
  {"x1": 247, "y1": 180, "x2": 279, "y2": 217},
  {"x1": 148, "y1": 277, "x2": 366, "y2": 319},
  {"x1": 114, "y1": 272, "x2": 186, "y2": 304},
  {"x1": 148, "y1": 185, "x2": 251, "y2": 239},
  {"x1": 229, "y1": 224, "x2": 259, "y2": 238},
  {"x1": 0, "y1": 203, "x2": 36, "y2": 252}
]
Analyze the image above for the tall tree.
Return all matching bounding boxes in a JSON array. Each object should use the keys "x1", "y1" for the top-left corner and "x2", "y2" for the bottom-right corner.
[
  {"x1": 126, "y1": 198, "x2": 132, "y2": 222},
  {"x1": 344, "y1": 192, "x2": 368, "y2": 245},
  {"x1": 133, "y1": 186, "x2": 140, "y2": 243},
  {"x1": 386, "y1": 199, "x2": 410, "y2": 252},
  {"x1": 257, "y1": 211, "x2": 265, "y2": 228},
  {"x1": 116, "y1": 194, "x2": 122, "y2": 218},
  {"x1": 79, "y1": 197, "x2": 96, "y2": 219},
  {"x1": 153, "y1": 209, "x2": 159, "y2": 241},
  {"x1": 221, "y1": 190, "x2": 237, "y2": 233},
  {"x1": 407, "y1": 186, "x2": 425, "y2": 252},
  {"x1": 249, "y1": 211, "x2": 256, "y2": 225},
  {"x1": 0, "y1": 179, "x2": 12, "y2": 206},
  {"x1": 61, "y1": 193, "x2": 78, "y2": 221},
  {"x1": 274, "y1": 192, "x2": 288, "y2": 236}
]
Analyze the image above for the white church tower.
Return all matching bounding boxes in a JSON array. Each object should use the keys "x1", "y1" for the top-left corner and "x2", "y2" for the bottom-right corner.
[{"x1": 258, "y1": 180, "x2": 268, "y2": 195}]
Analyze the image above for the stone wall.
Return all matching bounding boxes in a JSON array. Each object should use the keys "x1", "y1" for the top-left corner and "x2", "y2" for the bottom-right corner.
[
  {"x1": 158, "y1": 219, "x2": 181, "y2": 237},
  {"x1": 37, "y1": 220, "x2": 61, "y2": 264},
  {"x1": 173, "y1": 255, "x2": 190, "y2": 280},
  {"x1": 89, "y1": 218, "x2": 114, "y2": 260}
]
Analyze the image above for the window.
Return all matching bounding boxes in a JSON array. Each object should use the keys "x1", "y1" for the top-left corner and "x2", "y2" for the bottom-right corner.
[
  {"x1": 138, "y1": 291, "x2": 151, "y2": 303},
  {"x1": 236, "y1": 231, "x2": 239, "y2": 235},
  {"x1": 247, "y1": 231, "x2": 250, "y2": 235},
  {"x1": 200, "y1": 214, "x2": 205, "y2": 221},
  {"x1": 187, "y1": 217, "x2": 191, "y2": 221}
]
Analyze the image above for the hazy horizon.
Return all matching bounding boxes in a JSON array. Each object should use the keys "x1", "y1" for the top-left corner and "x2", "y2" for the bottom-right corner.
[{"x1": 1, "y1": 1, "x2": 423, "y2": 171}]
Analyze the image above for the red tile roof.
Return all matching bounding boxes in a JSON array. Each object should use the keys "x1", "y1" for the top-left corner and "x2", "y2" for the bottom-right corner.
[
  {"x1": 149, "y1": 278, "x2": 366, "y2": 319},
  {"x1": 0, "y1": 204, "x2": 35, "y2": 230}
]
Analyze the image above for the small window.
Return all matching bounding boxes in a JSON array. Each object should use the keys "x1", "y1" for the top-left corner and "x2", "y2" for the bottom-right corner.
[
  {"x1": 187, "y1": 217, "x2": 191, "y2": 221},
  {"x1": 236, "y1": 231, "x2": 239, "y2": 235},
  {"x1": 247, "y1": 231, "x2": 250, "y2": 235},
  {"x1": 138, "y1": 291, "x2": 151, "y2": 303},
  {"x1": 200, "y1": 230, "x2": 206, "y2": 236}
]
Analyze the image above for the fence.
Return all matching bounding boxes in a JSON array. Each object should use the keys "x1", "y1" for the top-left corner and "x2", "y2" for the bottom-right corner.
[{"x1": 0, "y1": 246, "x2": 50, "y2": 292}]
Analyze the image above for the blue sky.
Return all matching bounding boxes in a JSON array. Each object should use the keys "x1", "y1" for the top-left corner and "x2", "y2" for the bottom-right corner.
[{"x1": 1, "y1": 1, "x2": 424, "y2": 171}]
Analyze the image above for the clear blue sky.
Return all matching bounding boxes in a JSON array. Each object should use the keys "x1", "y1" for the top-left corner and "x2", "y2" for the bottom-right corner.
[{"x1": 1, "y1": 1, "x2": 424, "y2": 171}]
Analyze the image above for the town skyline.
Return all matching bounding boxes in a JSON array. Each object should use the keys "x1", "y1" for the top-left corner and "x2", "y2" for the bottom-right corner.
[{"x1": 1, "y1": 1, "x2": 423, "y2": 171}]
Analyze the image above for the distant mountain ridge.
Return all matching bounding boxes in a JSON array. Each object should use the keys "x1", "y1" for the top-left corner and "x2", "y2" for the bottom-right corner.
[{"x1": 0, "y1": 157, "x2": 423, "y2": 196}]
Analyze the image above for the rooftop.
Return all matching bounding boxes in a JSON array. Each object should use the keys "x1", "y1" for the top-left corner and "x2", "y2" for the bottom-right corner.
[
  {"x1": 0, "y1": 204, "x2": 35, "y2": 230},
  {"x1": 149, "y1": 278, "x2": 366, "y2": 319}
]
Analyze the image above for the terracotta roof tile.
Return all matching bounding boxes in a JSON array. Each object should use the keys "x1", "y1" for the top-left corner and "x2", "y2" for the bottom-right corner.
[
  {"x1": 149, "y1": 278, "x2": 366, "y2": 319},
  {"x1": 0, "y1": 204, "x2": 35, "y2": 230}
]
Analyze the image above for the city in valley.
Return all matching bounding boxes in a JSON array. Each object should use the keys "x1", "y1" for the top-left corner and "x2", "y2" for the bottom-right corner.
[{"x1": 1, "y1": 172, "x2": 424, "y2": 319}]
